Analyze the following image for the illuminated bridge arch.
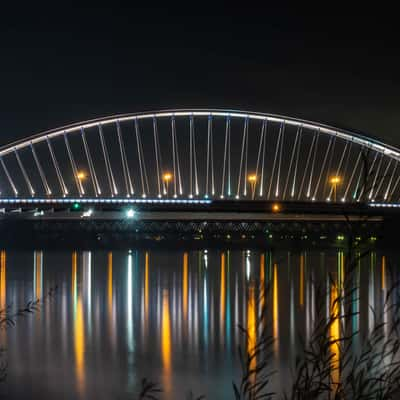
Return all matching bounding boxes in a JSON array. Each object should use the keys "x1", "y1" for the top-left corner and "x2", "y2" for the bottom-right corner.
[{"x1": 0, "y1": 109, "x2": 399, "y2": 203}]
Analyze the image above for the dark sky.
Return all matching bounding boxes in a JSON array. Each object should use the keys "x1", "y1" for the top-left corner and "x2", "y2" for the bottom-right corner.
[{"x1": 1, "y1": 4, "x2": 399, "y2": 147}]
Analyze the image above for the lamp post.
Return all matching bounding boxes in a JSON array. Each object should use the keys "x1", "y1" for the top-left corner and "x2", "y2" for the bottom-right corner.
[
  {"x1": 248, "y1": 174, "x2": 257, "y2": 199},
  {"x1": 163, "y1": 173, "x2": 173, "y2": 196},
  {"x1": 330, "y1": 176, "x2": 341, "y2": 202}
]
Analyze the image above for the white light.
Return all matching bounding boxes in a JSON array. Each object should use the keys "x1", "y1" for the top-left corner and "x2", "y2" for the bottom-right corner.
[
  {"x1": 126, "y1": 209, "x2": 136, "y2": 218},
  {"x1": 82, "y1": 208, "x2": 93, "y2": 218},
  {"x1": 33, "y1": 210, "x2": 44, "y2": 217}
]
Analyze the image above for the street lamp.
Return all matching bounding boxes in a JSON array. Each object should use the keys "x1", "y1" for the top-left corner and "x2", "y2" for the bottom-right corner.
[
  {"x1": 248, "y1": 174, "x2": 257, "y2": 198},
  {"x1": 330, "y1": 176, "x2": 341, "y2": 202},
  {"x1": 163, "y1": 172, "x2": 173, "y2": 196},
  {"x1": 77, "y1": 171, "x2": 87, "y2": 181}
]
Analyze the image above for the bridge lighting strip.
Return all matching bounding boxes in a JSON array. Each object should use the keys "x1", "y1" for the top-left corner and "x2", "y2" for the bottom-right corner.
[
  {"x1": 0, "y1": 198, "x2": 212, "y2": 205},
  {"x1": 368, "y1": 203, "x2": 400, "y2": 208},
  {"x1": 1, "y1": 109, "x2": 399, "y2": 161}
]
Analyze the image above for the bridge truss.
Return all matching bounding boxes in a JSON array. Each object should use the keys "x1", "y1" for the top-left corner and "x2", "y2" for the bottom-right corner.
[{"x1": 0, "y1": 109, "x2": 399, "y2": 203}]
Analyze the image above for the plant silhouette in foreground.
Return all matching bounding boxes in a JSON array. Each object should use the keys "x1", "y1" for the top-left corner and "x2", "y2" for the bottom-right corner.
[{"x1": 0, "y1": 287, "x2": 57, "y2": 383}]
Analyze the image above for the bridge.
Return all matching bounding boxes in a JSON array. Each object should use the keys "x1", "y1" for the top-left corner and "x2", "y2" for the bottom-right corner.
[{"x1": 0, "y1": 108, "x2": 399, "y2": 247}]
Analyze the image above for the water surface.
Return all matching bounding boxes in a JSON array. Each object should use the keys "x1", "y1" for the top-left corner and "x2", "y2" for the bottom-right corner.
[{"x1": 0, "y1": 248, "x2": 394, "y2": 399}]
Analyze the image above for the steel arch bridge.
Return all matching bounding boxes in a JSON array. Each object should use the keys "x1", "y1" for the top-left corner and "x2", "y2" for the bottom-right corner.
[{"x1": 0, "y1": 109, "x2": 399, "y2": 206}]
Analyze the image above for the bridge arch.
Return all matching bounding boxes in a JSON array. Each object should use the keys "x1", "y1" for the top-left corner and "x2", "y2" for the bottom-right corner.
[{"x1": 0, "y1": 109, "x2": 399, "y2": 203}]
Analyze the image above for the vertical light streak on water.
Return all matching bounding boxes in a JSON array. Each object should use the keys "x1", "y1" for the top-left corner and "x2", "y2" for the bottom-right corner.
[
  {"x1": 162, "y1": 289, "x2": 172, "y2": 395},
  {"x1": 72, "y1": 252, "x2": 78, "y2": 314},
  {"x1": 369, "y1": 252, "x2": 376, "y2": 335},
  {"x1": 234, "y1": 275, "x2": 239, "y2": 347},
  {"x1": 183, "y1": 252, "x2": 188, "y2": 327},
  {"x1": 0, "y1": 250, "x2": 6, "y2": 346},
  {"x1": 83, "y1": 251, "x2": 92, "y2": 337},
  {"x1": 203, "y1": 258, "x2": 208, "y2": 349},
  {"x1": 107, "y1": 252, "x2": 116, "y2": 353},
  {"x1": 246, "y1": 250, "x2": 251, "y2": 281},
  {"x1": 108, "y1": 252, "x2": 113, "y2": 319},
  {"x1": 273, "y1": 263, "x2": 279, "y2": 356},
  {"x1": 220, "y1": 252, "x2": 226, "y2": 347},
  {"x1": 352, "y1": 252, "x2": 360, "y2": 335},
  {"x1": 226, "y1": 251, "x2": 231, "y2": 351},
  {"x1": 127, "y1": 252, "x2": 134, "y2": 352},
  {"x1": 330, "y1": 282, "x2": 340, "y2": 393},
  {"x1": 33, "y1": 250, "x2": 43, "y2": 300},
  {"x1": 247, "y1": 283, "x2": 256, "y2": 386},
  {"x1": 260, "y1": 253, "x2": 265, "y2": 313},
  {"x1": 188, "y1": 259, "x2": 193, "y2": 351},
  {"x1": 382, "y1": 255, "x2": 388, "y2": 338},
  {"x1": 194, "y1": 267, "x2": 199, "y2": 357},
  {"x1": 300, "y1": 253, "x2": 305, "y2": 307},
  {"x1": 72, "y1": 251, "x2": 85, "y2": 398},
  {"x1": 338, "y1": 251, "x2": 345, "y2": 331},
  {"x1": 144, "y1": 252, "x2": 149, "y2": 339},
  {"x1": 290, "y1": 269, "x2": 295, "y2": 353}
]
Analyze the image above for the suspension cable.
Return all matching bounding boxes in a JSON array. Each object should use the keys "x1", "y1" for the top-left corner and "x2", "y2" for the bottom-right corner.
[
  {"x1": 0, "y1": 156, "x2": 18, "y2": 196},
  {"x1": 64, "y1": 133, "x2": 84, "y2": 196},
  {"x1": 268, "y1": 122, "x2": 283, "y2": 199},
  {"x1": 384, "y1": 161, "x2": 398, "y2": 200},
  {"x1": 116, "y1": 121, "x2": 133, "y2": 196},
  {"x1": 369, "y1": 153, "x2": 383, "y2": 200},
  {"x1": 14, "y1": 149, "x2": 35, "y2": 196},
  {"x1": 47, "y1": 138, "x2": 68, "y2": 196},
  {"x1": 327, "y1": 141, "x2": 349, "y2": 201},
  {"x1": 373, "y1": 157, "x2": 392, "y2": 201},
  {"x1": 135, "y1": 119, "x2": 150, "y2": 197},
  {"x1": 31, "y1": 144, "x2": 51, "y2": 195},
  {"x1": 98, "y1": 124, "x2": 117, "y2": 196},
  {"x1": 306, "y1": 130, "x2": 320, "y2": 199},
  {"x1": 254, "y1": 119, "x2": 266, "y2": 199},
  {"x1": 291, "y1": 126, "x2": 303, "y2": 198},
  {"x1": 81, "y1": 127, "x2": 101, "y2": 196},
  {"x1": 275, "y1": 122, "x2": 286, "y2": 198},
  {"x1": 236, "y1": 118, "x2": 248, "y2": 198},
  {"x1": 283, "y1": 125, "x2": 300, "y2": 199},
  {"x1": 298, "y1": 131, "x2": 317, "y2": 200},
  {"x1": 343, "y1": 150, "x2": 362, "y2": 201},
  {"x1": 259, "y1": 119, "x2": 267, "y2": 197},
  {"x1": 312, "y1": 135, "x2": 332, "y2": 201},
  {"x1": 322, "y1": 136, "x2": 337, "y2": 199},
  {"x1": 221, "y1": 117, "x2": 230, "y2": 198}
]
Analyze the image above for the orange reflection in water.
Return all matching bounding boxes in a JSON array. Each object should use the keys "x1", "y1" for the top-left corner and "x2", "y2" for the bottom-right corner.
[
  {"x1": 75, "y1": 296, "x2": 85, "y2": 396},
  {"x1": 183, "y1": 252, "x2": 188, "y2": 321},
  {"x1": 273, "y1": 263, "x2": 279, "y2": 350},
  {"x1": 162, "y1": 289, "x2": 172, "y2": 393},
  {"x1": 247, "y1": 284, "x2": 256, "y2": 384},
  {"x1": 330, "y1": 283, "x2": 340, "y2": 391},
  {"x1": 260, "y1": 253, "x2": 265, "y2": 311},
  {"x1": 220, "y1": 252, "x2": 226, "y2": 334},
  {"x1": 0, "y1": 250, "x2": 6, "y2": 311},
  {"x1": 0, "y1": 250, "x2": 6, "y2": 345},
  {"x1": 34, "y1": 251, "x2": 43, "y2": 300},
  {"x1": 72, "y1": 251, "x2": 77, "y2": 303}
]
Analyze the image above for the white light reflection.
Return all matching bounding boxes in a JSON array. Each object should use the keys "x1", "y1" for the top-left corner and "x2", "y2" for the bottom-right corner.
[
  {"x1": 246, "y1": 250, "x2": 251, "y2": 281},
  {"x1": 127, "y1": 252, "x2": 134, "y2": 352}
]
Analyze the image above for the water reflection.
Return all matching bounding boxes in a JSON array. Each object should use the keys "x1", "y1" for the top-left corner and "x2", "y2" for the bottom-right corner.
[{"x1": 0, "y1": 248, "x2": 399, "y2": 399}]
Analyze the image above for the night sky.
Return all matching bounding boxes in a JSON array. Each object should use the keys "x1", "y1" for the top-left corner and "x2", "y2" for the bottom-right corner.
[{"x1": 1, "y1": 5, "x2": 399, "y2": 147}]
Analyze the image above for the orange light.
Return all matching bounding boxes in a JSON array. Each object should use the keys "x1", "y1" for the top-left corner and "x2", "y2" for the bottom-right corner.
[
  {"x1": 163, "y1": 173, "x2": 173, "y2": 182},
  {"x1": 330, "y1": 176, "x2": 341, "y2": 185},
  {"x1": 77, "y1": 171, "x2": 87, "y2": 180},
  {"x1": 272, "y1": 203, "x2": 281, "y2": 212},
  {"x1": 248, "y1": 174, "x2": 257, "y2": 183}
]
